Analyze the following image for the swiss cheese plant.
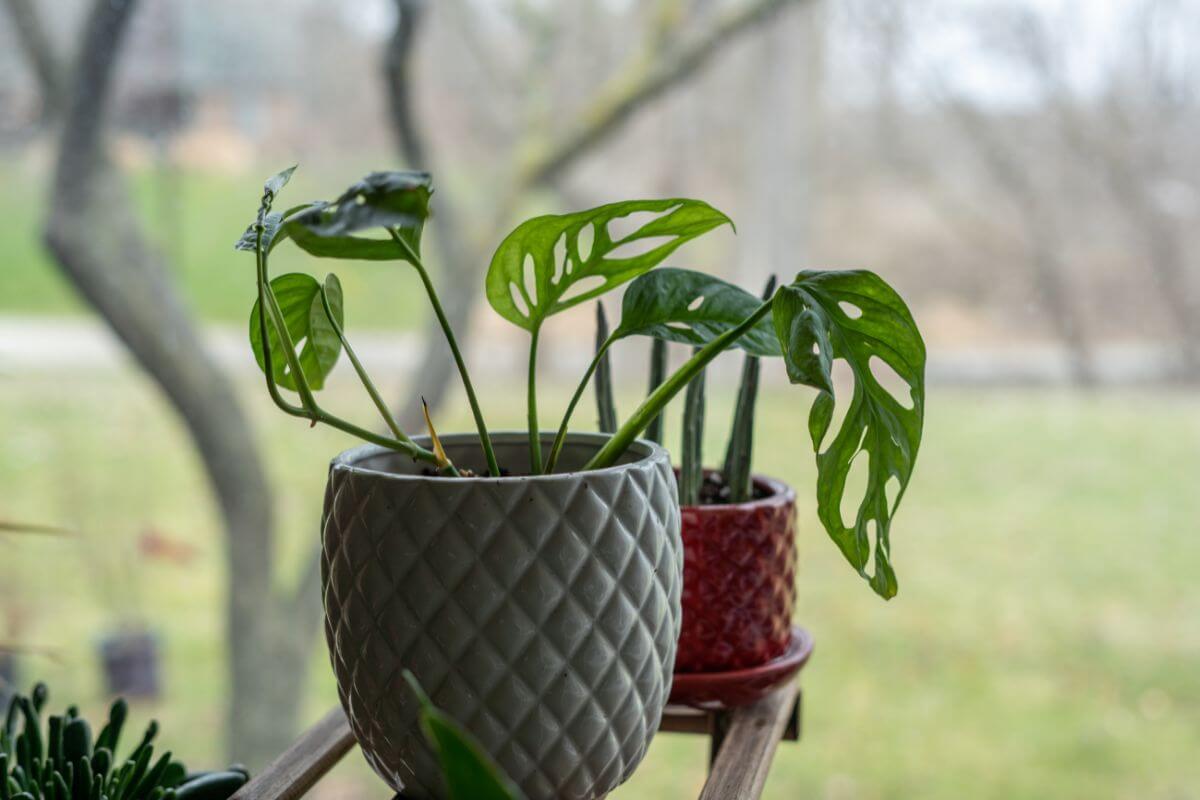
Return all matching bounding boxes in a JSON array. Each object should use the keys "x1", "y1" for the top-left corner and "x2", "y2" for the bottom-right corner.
[{"x1": 237, "y1": 167, "x2": 925, "y2": 599}]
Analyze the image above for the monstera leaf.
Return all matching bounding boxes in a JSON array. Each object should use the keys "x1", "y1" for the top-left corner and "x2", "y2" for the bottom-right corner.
[
  {"x1": 249, "y1": 273, "x2": 344, "y2": 391},
  {"x1": 773, "y1": 270, "x2": 926, "y2": 598},
  {"x1": 614, "y1": 268, "x2": 780, "y2": 356},
  {"x1": 486, "y1": 199, "x2": 731, "y2": 332}
]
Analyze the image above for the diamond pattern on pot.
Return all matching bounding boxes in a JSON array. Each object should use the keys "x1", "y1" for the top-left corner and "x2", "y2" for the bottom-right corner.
[{"x1": 321, "y1": 444, "x2": 681, "y2": 800}]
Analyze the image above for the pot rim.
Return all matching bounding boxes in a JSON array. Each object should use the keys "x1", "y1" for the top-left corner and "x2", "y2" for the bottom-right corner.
[
  {"x1": 679, "y1": 470, "x2": 795, "y2": 513},
  {"x1": 330, "y1": 430, "x2": 669, "y2": 484}
]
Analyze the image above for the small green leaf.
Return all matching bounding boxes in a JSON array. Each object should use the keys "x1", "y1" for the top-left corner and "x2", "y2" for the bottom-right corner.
[
  {"x1": 402, "y1": 672, "x2": 524, "y2": 800},
  {"x1": 486, "y1": 199, "x2": 731, "y2": 332},
  {"x1": 263, "y1": 165, "x2": 297, "y2": 198},
  {"x1": 249, "y1": 273, "x2": 344, "y2": 391},
  {"x1": 614, "y1": 268, "x2": 779, "y2": 356},
  {"x1": 285, "y1": 171, "x2": 431, "y2": 263},
  {"x1": 773, "y1": 270, "x2": 925, "y2": 599}
]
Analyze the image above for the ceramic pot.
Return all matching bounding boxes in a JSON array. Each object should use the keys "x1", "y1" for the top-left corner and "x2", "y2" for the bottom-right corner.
[
  {"x1": 321, "y1": 432, "x2": 682, "y2": 800},
  {"x1": 98, "y1": 629, "x2": 161, "y2": 699},
  {"x1": 675, "y1": 474, "x2": 796, "y2": 673}
]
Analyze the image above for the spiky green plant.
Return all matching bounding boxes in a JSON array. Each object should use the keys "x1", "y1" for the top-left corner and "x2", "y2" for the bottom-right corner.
[{"x1": 1, "y1": 684, "x2": 248, "y2": 800}]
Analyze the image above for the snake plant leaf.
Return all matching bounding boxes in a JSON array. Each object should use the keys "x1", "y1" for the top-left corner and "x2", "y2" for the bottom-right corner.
[
  {"x1": 249, "y1": 273, "x2": 344, "y2": 391},
  {"x1": 773, "y1": 270, "x2": 926, "y2": 599},
  {"x1": 486, "y1": 199, "x2": 731, "y2": 331},
  {"x1": 284, "y1": 171, "x2": 431, "y2": 263},
  {"x1": 402, "y1": 672, "x2": 524, "y2": 800},
  {"x1": 614, "y1": 268, "x2": 780, "y2": 356}
]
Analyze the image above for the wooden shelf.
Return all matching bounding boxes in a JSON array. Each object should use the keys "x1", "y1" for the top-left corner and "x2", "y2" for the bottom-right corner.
[{"x1": 231, "y1": 682, "x2": 801, "y2": 800}]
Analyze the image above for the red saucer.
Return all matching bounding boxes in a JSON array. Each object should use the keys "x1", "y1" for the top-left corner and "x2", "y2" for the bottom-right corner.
[{"x1": 669, "y1": 626, "x2": 814, "y2": 708}]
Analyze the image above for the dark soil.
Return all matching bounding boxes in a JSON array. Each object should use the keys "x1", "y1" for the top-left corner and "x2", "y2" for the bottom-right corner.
[{"x1": 690, "y1": 471, "x2": 771, "y2": 505}]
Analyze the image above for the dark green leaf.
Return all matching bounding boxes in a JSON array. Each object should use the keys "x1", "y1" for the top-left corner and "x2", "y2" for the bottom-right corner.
[
  {"x1": 644, "y1": 338, "x2": 668, "y2": 445},
  {"x1": 402, "y1": 672, "x2": 523, "y2": 800},
  {"x1": 248, "y1": 273, "x2": 344, "y2": 391},
  {"x1": 723, "y1": 275, "x2": 776, "y2": 502},
  {"x1": 773, "y1": 270, "x2": 925, "y2": 599},
  {"x1": 486, "y1": 199, "x2": 731, "y2": 331},
  {"x1": 680, "y1": 347, "x2": 706, "y2": 507},
  {"x1": 614, "y1": 268, "x2": 779, "y2": 356},
  {"x1": 594, "y1": 304, "x2": 618, "y2": 434},
  {"x1": 285, "y1": 171, "x2": 431, "y2": 263}
]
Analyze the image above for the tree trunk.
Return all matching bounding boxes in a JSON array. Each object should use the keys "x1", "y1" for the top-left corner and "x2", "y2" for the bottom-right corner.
[{"x1": 41, "y1": 0, "x2": 319, "y2": 766}]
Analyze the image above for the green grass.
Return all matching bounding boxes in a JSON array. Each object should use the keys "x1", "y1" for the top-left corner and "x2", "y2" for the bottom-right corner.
[
  {"x1": 1, "y1": 369, "x2": 1197, "y2": 799},
  {"x1": 0, "y1": 161, "x2": 434, "y2": 329}
]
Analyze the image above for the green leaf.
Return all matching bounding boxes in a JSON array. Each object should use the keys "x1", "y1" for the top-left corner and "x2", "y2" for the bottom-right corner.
[
  {"x1": 402, "y1": 672, "x2": 524, "y2": 800},
  {"x1": 614, "y1": 268, "x2": 779, "y2": 356},
  {"x1": 773, "y1": 270, "x2": 926, "y2": 599},
  {"x1": 285, "y1": 171, "x2": 431, "y2": 263},
  {"x1": 248, "y1": 273, "x2": 344, "y2": 391},
  {"x1": 233, "y1": 165, "x2": 300, "y2": 253},
  {"x1": 486, "y1": 199, "x2": 732, "y2": 331}
]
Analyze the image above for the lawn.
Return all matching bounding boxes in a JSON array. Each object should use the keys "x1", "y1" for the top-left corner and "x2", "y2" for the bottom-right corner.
[{"x1": 0, "y1": 366, "x2": 1197, "y2": 799}]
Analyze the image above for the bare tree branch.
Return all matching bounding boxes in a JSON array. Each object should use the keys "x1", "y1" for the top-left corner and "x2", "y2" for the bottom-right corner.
[
  {"x1": 38, "y1": 0, "x2": 320, "y2": 766},
  {"x1": 518, "y1": 0, "x2": 808, "y2": 189},
  {"x1": 0, "y1": 0, "x2": 64, "y2": 120}
]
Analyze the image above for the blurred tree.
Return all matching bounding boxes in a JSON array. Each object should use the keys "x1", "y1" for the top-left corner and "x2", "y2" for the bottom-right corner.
[
  {"x1": 382, "y1": 0, "x2": 813, "y2": 427},
  {"x1": 9, "y1": 0, "x2": 321, "y2": 766}
]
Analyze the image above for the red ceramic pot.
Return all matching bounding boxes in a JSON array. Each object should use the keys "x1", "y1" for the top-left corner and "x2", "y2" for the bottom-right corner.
[{"x1": 675, "y1": 474, "x2": 797, "y2": 673}]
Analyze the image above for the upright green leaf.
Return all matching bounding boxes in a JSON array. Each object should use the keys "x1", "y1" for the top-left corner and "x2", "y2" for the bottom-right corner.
[
  {"x1": 486, "y1": 199, "x2": 732, "y2": 331},
  {"x1": 644, "y1": 338, "x2": 668, "y2": 445},
  {"x1": 723, "y1": 275, "x2": 777, "y2": 503},
  {"x1": 402, "y1": 672, "x2": 523, "y2": 800},
  {"x1": 593, "y1": 303, "x2": 618, "y2": 434},
  {"x1": 773, "y1": 270, "x2": 926, "y2": 598},
  {"x1": 614, "y1": 268, "x2": 779, "y2": 356},
  {"x1": 680, "y1": 347, "x2": 706, "y2": 507},
  {"x1": 248, "y1": 273, "x2": 344, "y2": 391}
]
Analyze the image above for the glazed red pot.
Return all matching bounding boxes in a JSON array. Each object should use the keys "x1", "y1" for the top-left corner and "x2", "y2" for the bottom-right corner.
[{"x1": 676, "y1": 474, "x2": 797, "y2": 673}]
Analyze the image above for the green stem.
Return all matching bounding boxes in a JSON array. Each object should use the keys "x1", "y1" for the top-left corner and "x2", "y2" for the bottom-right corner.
[
  {"x1": 527, "y1": 327, "x2": 543, "y2": 474},
  {"x1": 391, "y1": 231, "x2": 500, "y2": 476},
  {"x1": 319, "y1": 286, "x2": 413, "y2": 444},
  {"x1": 585, "y1": 299, "x2": 774, "y2": 470},
  {"x1": 545, "y1": 333, "x2": 616, "y2": 473},
  {"x1": 255, "y1": 225, "x2": 440, "y2": 467}
]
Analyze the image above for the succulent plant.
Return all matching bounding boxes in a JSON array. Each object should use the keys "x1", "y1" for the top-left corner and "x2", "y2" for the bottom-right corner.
[{"x1": 1, "y1": 684, "x2": 248, "y2": 800}]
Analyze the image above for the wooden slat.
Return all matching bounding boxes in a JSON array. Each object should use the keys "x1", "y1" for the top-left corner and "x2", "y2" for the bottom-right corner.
[
  {"x1": 698, "y1": 682, "x2": 800, "y2": 800},
  {"x1": 230, "y1": 707, "x2": 355, "y2": 800}
]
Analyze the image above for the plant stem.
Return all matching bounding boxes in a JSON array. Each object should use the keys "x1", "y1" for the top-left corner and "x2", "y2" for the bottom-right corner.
[
  {"x1": 595, "y1": 303, "x2": 619, "y2": 435},
  {"x1": 527, "y1": 327, "x2": 543, "y2": 474},
  {"x1": 545, "y1": 333, "x2": 616, "y2": 473},
  {"x1": 585, "y1": 299, "x2": 774, "y2": 470},
  {"x1": 391, "y1": 230, "x2": 500, "y2": 476},
  {"x1": 319, "y1": 285, "x2": 411, "y2": 444},
  {"x1": 255, "y1": 227, "x2": 440, "y2": 467}
]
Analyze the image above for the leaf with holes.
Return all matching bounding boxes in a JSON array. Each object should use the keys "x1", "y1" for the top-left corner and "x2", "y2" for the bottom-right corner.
[
  {"x1": 773, "y1": 270, "x2": 925, "y2": 599},
  {"x1": 249, "y1": 273, "x2": 344, "y2": 391},
  {"x1": 403, "y1": 672, "x2": 525, "y2": 800},
  {"x1": 614, "y1": 268, "x2": 779, "y2": 356},
  {"x1": 485, "y1": 199, "x2": 732, "y2": 331},
  {"x1": 284, "y1": 171, "x2": 432, "y2": 262}
]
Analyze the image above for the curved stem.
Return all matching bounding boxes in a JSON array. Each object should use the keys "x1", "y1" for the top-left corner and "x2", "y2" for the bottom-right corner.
[
  {"x1": 527, "y1": 327, "x2": 543, "y2": 474},
  {"x1": 320, "y1": 286, "x2": 411, "y2": 444},
  {"x1": 585, "y1": 299, "x2": 774, "y2": 470},
  {"x1": 545, "y1": 333, "x2": 616, "y2": 473},
  {"x1": 391, "y1": 230, "x2": 500, "y2": 476}
]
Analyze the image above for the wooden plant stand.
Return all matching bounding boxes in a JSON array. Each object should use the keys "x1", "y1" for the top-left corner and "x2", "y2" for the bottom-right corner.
[{"x1": 230, "y1": 680, "x2": 802, "y2": 800}]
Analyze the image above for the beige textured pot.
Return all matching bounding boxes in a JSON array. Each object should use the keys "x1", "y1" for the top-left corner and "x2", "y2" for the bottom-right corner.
[{"x1": 321, "y1": 432, "x2": 682, "y2": 800}]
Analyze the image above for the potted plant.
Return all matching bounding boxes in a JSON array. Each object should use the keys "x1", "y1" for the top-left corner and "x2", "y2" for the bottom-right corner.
[
  {"x1": 2, "y1": 682, "x2": 249, "y2": 799},
  {"x1": 588, "y1": 276, "x2": 808, "y2": 706},
  {"x1": 235, "y1": 167, "x2": 925, "y2": 799}
]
